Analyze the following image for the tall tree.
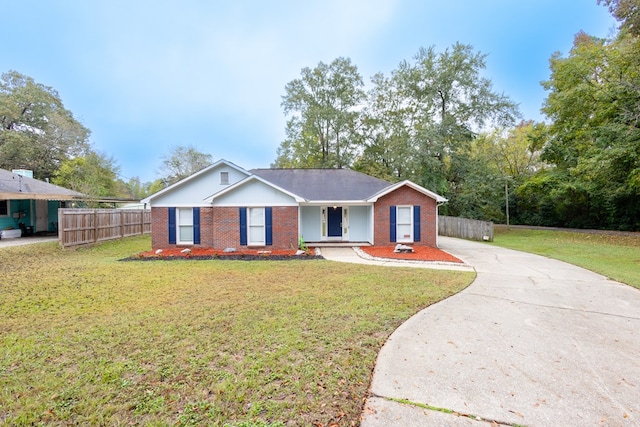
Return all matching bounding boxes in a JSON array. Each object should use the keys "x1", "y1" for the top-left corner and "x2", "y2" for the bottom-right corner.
[
  {"x1": 53, "y1": 151, "x2": 122, "y2": 203},
  {"x1": 599, "y1": 0, "x2": 640, "y2": 36},
  {"x1": 453, "y1": 122, "x2": 543, "y2": 223},
  {"x1": 159, "y1": 145, "x2": 213, "y2": 185},
  {"x1": 528, "y1": 30, "x2": 640, "y2": 229},
  {"x1": 444, "y1": 139, "x2": 506, "y2": 221},
  {"x1": 481, "y1": 121, "x2": 542, "y2": 179},
  {"x1": 404, "y1": 44, "x2": 518, "y2": 193},
  {"x1": 0, "y1": 70, "x2": 90, "y2": 178},
  {"x1": 355, "y1": 72, "x2": 419, "y2": 181},
  {"x1": 274, "y1": 57, "x2": 366, "y2": 168},
  {"x1": 357, "y1": 43, "x2": 519, "y2": 207}
]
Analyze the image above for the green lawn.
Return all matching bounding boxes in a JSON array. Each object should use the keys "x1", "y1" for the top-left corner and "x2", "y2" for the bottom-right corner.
[
  {"x1": 491, "y1": 228, "x2": 640, "y2": 289},
  {"x1": 0, "y1": 236, "x2": 474, "y2": 426}
]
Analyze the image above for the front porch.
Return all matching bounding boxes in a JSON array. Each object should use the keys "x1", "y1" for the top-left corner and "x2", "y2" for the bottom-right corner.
[
  {"x1": 305, "y1": 241, "x2": 372, "y2": 247},
  {"x1": 300, "y1": 204, "x2": 373, "y2": 245}
]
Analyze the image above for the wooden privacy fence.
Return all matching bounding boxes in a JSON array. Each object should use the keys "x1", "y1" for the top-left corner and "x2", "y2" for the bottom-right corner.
[
  {"x1": 439, "y1": 215, "x2": 494, "y2": 242},
  {"x1": 58, "y1": 208, "x2": 151, "y2": 248}
]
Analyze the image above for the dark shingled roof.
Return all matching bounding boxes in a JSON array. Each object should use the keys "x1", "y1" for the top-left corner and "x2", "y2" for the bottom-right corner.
[
  {"x1": 0, "y1": 168, "x2": 85, "y2": 200},
  {"x1": 250, "y1": 168, "x2": 392, "y2": 201}
]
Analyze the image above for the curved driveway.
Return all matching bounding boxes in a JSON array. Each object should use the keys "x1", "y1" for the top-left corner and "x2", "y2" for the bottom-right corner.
[{"x1": 361, "y1": 237, "x2": 640, "y2": 426}]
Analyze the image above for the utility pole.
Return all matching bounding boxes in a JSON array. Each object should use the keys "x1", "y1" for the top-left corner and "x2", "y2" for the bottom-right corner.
[{"x1": 505, "y1": 178, "x2": 510, "y2": 227}]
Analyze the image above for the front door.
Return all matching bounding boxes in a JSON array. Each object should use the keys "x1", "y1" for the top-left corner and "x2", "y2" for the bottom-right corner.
[
  {"x1": 327, "y1": 207, "x2": 342, "y2": 237},
  {"x1": 36, "y1": 199, "x2": 48, "y2": 233}
]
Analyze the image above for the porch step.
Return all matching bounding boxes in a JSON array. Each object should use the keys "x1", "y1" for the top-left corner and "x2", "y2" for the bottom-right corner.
[{"x1": 307, "y1": 242, "x2": 371, "y2": 247}]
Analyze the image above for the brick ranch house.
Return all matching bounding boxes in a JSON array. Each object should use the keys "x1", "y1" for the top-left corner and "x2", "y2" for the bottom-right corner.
[{"x1": 141, "y1": 159, "x2": 448, "y2": 251}]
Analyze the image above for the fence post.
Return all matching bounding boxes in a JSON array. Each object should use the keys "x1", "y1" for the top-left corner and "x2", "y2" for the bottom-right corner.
[{"x1": 92, "y1": 209, "x2": 97, "y2": 244}]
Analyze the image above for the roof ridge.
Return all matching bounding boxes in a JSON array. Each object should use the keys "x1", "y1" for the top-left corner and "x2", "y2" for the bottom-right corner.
[{"x1": 251, "y1": 167, "x2": 355, "y2": 171}]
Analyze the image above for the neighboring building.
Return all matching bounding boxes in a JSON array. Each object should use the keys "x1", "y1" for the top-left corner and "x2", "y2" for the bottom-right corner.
[
  {"x1": 0, "y1": 168, "x2": 85, "y2": 237},
  {"x1": 141, "y1": 159, "x2": 447, "y2": 250}
]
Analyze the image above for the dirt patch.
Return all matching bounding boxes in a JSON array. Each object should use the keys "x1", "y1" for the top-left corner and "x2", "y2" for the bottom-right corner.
[{"x1": 360, "y1": 246, "x2": 463, "y2": 263}]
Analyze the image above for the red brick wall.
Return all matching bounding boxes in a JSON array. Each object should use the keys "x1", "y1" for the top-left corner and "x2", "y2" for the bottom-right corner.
[
  {"x1": 208, "y1": 206, "x2": 240, "y2": 249},
  {"x1": 151, "y1": 206, "x2": 210, "y2": 250},
  {"x1": 271, "y1": 206, "x2": 299, "y2": 250},
  {"x1": 374, "y1": 185, "x2": 438, "y2": 247},
  {"x1": 151, "y1": 207, "x2": 169, "y2": 249},
  {"x1": 150, "y1": 193, "x2": 438, "y2": 250},
  {"x1": 150, "y1": 206, "x2": 299, "y2": 250},
  {"x1": 199, "y1": 207, "x2": 214, "y2": 247}
]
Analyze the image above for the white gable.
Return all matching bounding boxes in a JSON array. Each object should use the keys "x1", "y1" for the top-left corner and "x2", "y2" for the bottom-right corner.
[
  {"x1": 144, "y1": 160, "x2": 250, "y2": 207},
  {"x1": 211, "y1": 179, "x2": 298, "y2": 207}
]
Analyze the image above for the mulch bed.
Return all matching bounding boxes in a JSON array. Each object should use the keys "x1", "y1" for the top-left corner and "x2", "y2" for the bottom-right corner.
[
  {"x1": 360, "y1": 245, "x2": 463, "y2": 263},
  {"x1": 123, "y1": 246, "x2": 463, "y2": 263},
  {"x1": 123, "y1": 248, "x2": 322, "y2": 261}
]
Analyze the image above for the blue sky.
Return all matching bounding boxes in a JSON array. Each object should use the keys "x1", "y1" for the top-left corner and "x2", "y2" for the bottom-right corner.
[{"x1": 2, "y1": 1, "x2": 617, "y2": 183}]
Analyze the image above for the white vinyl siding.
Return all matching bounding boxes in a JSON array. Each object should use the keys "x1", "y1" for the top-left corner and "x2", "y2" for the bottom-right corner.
[
  {"x1": 248, "y1": 207, "x2": 265, "y2": 245},
  {"x1": 348, "y1": 205, "x2": 370, "y2": 242},
  {"x1": 211, "y1": 179, "x2": 297, "y2": 206},
  {"x1": 178, "y1": 208, "x2": 194, "y2": 244},
  {"x1": 151, "y1": 163, "x2": 250, "y2": 206},
  {"x1": 396, "y1": 206, "x2": 413, "y2": 243},
  {"x1": 300, "y1": 206, "x2": 321, "y2": 242}
]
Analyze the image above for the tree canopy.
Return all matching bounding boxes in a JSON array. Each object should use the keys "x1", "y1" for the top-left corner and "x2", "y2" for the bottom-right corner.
[
  {"x1": 271, "y1": 2, "x2": 639, "y2": 232},
  {"x1": 274, "y1": 57, "x2": 366, "y2": 168},
  {"x1": 358, "y1": 43, "x2": 519, "y2": 195},
  {"x1": 0, "y1": 70, "x2": 91, "y2": 179},
  {"x1": 53, "y1": 151, "x2": 122, "y2": 202},
  {"x1": 158, "y1": 145, "x2": 213, "y2": 186},
  {"x1": 519, "y1": 29, "x2": 640, "y2": 230},
  {"x1": 599, "y1": 0, "x2": 640, "y2": 35},
  {"x1": 275, "y1": 44, "x2": 520, "y2": 218}
]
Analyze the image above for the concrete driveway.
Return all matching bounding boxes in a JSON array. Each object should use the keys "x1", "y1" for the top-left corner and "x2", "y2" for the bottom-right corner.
[
  {"x1": 0, "y1": 235, "x2": 58, "y2": 248},
  {"x1": 362, "y1": 237, "x2": 640, "y2": 426}
]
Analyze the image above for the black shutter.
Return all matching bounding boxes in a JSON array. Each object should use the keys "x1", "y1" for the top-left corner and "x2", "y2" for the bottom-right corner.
[
  {"x1": 389, "y1": 206, "x2": 396, "y2": 242},
  {"x1": 168, "y1": 207, "x2": 176, "y2": 244},
  {"x1": 239, "y1": 207, "x2": 247, "y2": 245},
  {"x1": 193, "y1": 208, "x2": 201, "y2": 244},
  {"x1": 265, "y1": 207, "x2": 273, "y2": 246},
  {"x1": 413, "y1": 205, "x2": 421, "y2": 242}
]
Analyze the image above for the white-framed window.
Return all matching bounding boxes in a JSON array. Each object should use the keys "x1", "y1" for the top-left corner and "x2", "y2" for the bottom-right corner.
[
  {"x1": 396, "y1": 205, "x2": 413, "y2": 242},
  {"x1": 0, "y1": 200, "x2": 8, "y2": 217},
  {"x1": 177, "y1": 208, "x2": 194, "y2": 244},
  {"x1": 220, "y1": 171, "x2": 229, "y2": 185},
  {"x1": 248, "y1": 207, "x2": 265, "y2": 245}
]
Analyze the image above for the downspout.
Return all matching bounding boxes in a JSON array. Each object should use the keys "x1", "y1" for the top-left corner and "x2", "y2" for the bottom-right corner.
[
  {"x1": 370, "y1": 203, "x2": 375, "y2": 246},
  {"x1": 297, "y1": 205, "x2": 301, "y2": 248},
  {"x1": 436, "y1": 201, "x2": 446, "y2": 248}
]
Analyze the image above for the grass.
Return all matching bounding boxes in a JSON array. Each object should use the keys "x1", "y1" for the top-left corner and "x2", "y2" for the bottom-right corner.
[
  {"x1": 491, "y1": 228, "x2": 640, "y2": 289},
  {"x1": 0, "y1": 235, "x2": 474, "y2": 426}
]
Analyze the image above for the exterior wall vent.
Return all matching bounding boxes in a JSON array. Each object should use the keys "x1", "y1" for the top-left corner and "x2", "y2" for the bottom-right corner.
[
  {"x1": 12, "y1": 169, "x2": 33, "y2": 178},
  {"x1": 220, "y1": 171, "x2": 229, "y2": 185}
]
